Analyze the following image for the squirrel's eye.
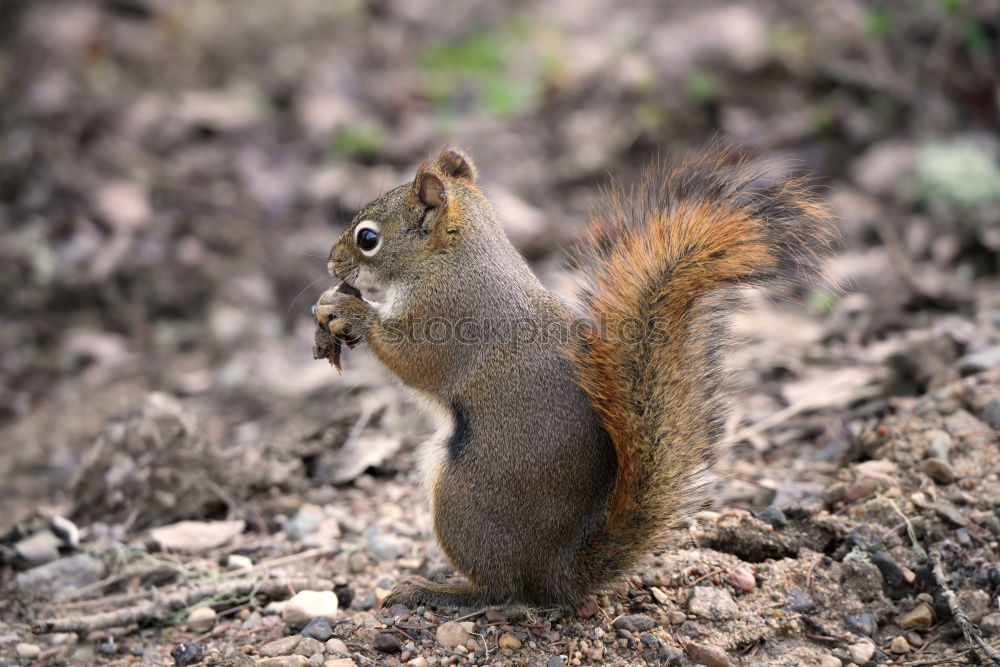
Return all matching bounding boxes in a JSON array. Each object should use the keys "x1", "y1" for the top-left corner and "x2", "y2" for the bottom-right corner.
[{"x1": 356, "y1": 228, "x2": 380, "y2": 252}]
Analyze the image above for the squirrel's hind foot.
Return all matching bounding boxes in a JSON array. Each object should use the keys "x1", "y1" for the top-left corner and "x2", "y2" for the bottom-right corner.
[{"x1": 382, "y1": 576, "x2": 491, "y2": 610}]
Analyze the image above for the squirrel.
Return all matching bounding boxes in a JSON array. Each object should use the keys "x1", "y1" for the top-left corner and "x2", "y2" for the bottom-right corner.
[{"x1": 313, "y1": 146, "x2": 834, "y2": 608}]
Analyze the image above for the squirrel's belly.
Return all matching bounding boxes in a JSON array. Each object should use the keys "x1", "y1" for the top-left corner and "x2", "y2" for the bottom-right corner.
[{"x1": 404, "y1": 389, "x2": 453, "y2": 511}]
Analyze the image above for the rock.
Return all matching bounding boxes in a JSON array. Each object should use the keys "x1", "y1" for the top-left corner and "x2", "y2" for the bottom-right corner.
[
  {"x1": 283, "y1": 591, "x2": 339, "y2": 629},
  {"x1": 890, "y1": 635, "x2": 910, "y2": 654},
  {"x1": 575, "y1": 598, "x2": 600, "y2": 618},
  {"x1": 301, "y1": 618, "x2": 334, "y2": 642},
  {"x1": 685, "y1": 642, "x2": 732, "y2": 667},
  {"x1": 498, "y1": 633, "x2": 522, "y2": 650},
  {"x1": 726, "y1": 567, "x2": 756, "y2": 593},
  {"x1": 933, "y1": 502, "x2": 967, "y2": 527},
  {"x1": 687, "y1": 586, "x2": 738, "y2": 621},
  {"x1": 405, "y1": 658, "x2": 427, "y2": 667},
  {"x1": 14, "y1": 530, "x2": 62, "y2": 564},
  {"x1": 95, "y1": 181, "x2": 151, "y2": 230},
  {"x1": 256, "y1": 657, "x2": 309, "y2": 667},
  {"x1": 365, "y1": 531, "x2": 402, "y2": 561},
  {"x1": 844, "y1": 612, "x2": 876, "y2": 637},
  {"x1": 819, "y1": 657, "x2": 841, "y2": 667},
  {"x1": 373, "y1": 632, "x2": 401, "y2": 654},
  {"x1": 662, "y1": 645, "x2": 684, "y2": 665},
  {"x1": 905, "y1": 631, "x2": 924, "y2": 647},
  {"x1": 847, "y1": 640, "x2": 876, "y2": 663},
  {"x1": 260, "y1": 636, "x2": 301, "y2": 658},
  {"x1": 981, "y1": 612, "x2": 1000, "y2": 637},
  {"x1": 170, "y1": 643, "x2": 205, "y2": 666},
  {"x1": 957, "y1": 346, "x2": 1000, "y2": 374},
  {"x1": 545, "y1": 657, "x2": 566, "y2": 667},
  {"x1": 16, "y1": 643, "x2": 41, "y2": 659},
  {"x1": 927, "y1": 430, "x2": 953, "y2": 461},
  {"x1": 899, "y1": 602, "x2": 934, "y2": 629},
  {"x1": 325, "y1": 638, "x2": 349, "y2": 654},
  {"x1": 982, "y1": 399, "x2": 1000, "y2": 430},
  {"x1": 921, "y1": 458, "x2": 957, "y2": 484},
  {"x1": 788, "y1": 590, "x2": 815, "y2": 613},
  {"x1": 613, "y1": 614, "x2": 656, "y2": 632},
  {"x1": 50, "y1": 516, "x2": 80, "y2": 549},
  {"x1": 227, "y1": 554, "x2": 253, "y2": 570},
  {"x1": 436, "y1": 621, "x2": 471, "y2": 647},
  {"x1": 150, "y1": 520, "x2": 245, "y2": 553},
  {"x1": 758, "y1": 506, "x2": 787, "y2": 527},
  {"x1": 284, "y1": 504, "x2": 324, "y2": 540},
  {"x1": 186, "y1": 606, "x2": 217, "y2": 632},
  {"x1": 295, "y1": 637, "x2": 325, "y2": 657},
  {"x1": 650, "y1": 586, "x2": 670, "y2": 604},
  {"x1": 15, "y1": 553, "x2": 105, "y2": 599},
  {"x1": 667, "y1": 610, "x2": 687, "y2": 624},
  {"x1": 324, "y1": 659, "x2": 356, "y2": 667},
  {"x1": 872, "y1": 551, "x2": 906, "y2": 587}
]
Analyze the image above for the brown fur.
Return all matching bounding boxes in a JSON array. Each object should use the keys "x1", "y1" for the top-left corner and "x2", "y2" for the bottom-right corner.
[{"x1": 314, "y1": 146, "x2": 835, "y2": 609}]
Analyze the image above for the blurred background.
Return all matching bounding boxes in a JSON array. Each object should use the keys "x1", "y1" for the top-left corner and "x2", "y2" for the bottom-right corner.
[{"x1": 0, "y1": 0, "x2": 998, "y2": 662}]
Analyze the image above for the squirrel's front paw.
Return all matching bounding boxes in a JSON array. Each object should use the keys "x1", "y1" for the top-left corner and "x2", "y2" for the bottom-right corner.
[{"x1": 314, "y1": 289, "x2": 373, "y2": 344}]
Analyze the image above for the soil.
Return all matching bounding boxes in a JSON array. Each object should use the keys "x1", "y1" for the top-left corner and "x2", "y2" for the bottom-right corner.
[{"x1": 1, "y1": 1, "x2": 998, "y2": 666}]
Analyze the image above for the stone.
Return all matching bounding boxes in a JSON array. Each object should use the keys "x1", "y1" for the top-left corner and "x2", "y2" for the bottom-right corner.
[
  {"x1": 921, "y1": 458, "x2": 957, "y2": 484},
  {"x1": 982, "y1": 399, "x2": 1000, "y2": 430},
  {"x1": 186, "y1": 606, "x2": 217, "y2": 632},
  {"x1": 324, "y1": 659, "x2": 356, "y2": 667},
  {"x1": 613, "y1": 614, "x2": 656, "y2": 632},
  {"x1": 545, "y1": 657, "x2": 566, "y2": 667},
  {"x1": 301, "y1": 618, "x2": 333, "y2": 642},
  {"x1": 899, "y1": 602, "x2": 934, "y2": 629},
  {"x1": 405, "y1": 658, "x2": 427, "y2": 667},
  {"x1": 498, "y1": 633, "x2": 522, "y2": 650},
  {"x1": 758, "y1": 506, "x2": 787, "y2": 527},
  {"x1": 981, "y1": 612, "x2": 1000, "y2": 637},
  {"x1": 325, "y1": 638, "x2": 349, "y2": 654},
  {"x1": 688, "y1": 586, "x2": 739, "y2": 621},
  {"x1": 957, "y1": 346, "x2": 1000, "y2": 374},
  {"x1": 372, "y1": 632, "x2": 401, "y2": 653},
  {"x1": 294, "y1": 637, "x2": 324, "y2": 657},
  {"x1": 170, "y1": 643, "x2": 205, "y2": 666},
  {"x1": 436, "y1": 621, "x2": 470, "y2": 647},
  {"x1": 726, "y1": 567, "x2": 756, "y2": 593},
  {"x1": 256, "y1": 657, "x2": 309, "y2": 667},
  {"x1": 667, "y1": 610, "x2": 687, "y2": 624},
  {"x1": 15, "y1": 553, "x2": 105, "y2": 599},
  {"x1": 15, "y1": 530, "x2": 61, "y2": 564},
  {"x1": 366, "y1": 532, "x2": 402, "y2": 561},
  {"x1": 16, "y1": 643, "x2": 41, "y2": 659},
  {"x1": 150, "y1": 520, "x2": 245, "y2": 553},
  {"x1": 933, "y1": 502, "x2": 966, "y2": 527},
  {"x1": 650, "y1": 586, "x2": 670, "y2": 604},
  {"x1": 788, "y1": 590, "x2": 814, "y2": 613},
  {"x1": 819, "y1": 657, "x2": 841, "y2": 667},
  {"x1": 575, "y1": 599, "x2": 599, "y2": 618},
  {"x1": 847, "y1": 641, "x2": 875, "y2": 663},
  {"x1": 227, "y1": 554, "x2": 254, "y2": 570},
  {"x1": 927, "y1": 430, "x2": 953, "y2": 461},
  {"x1": 871, "y1": 551, "x2": 906, "y2": 587},
  {"x1": 260, "y1": 636, "x2": 301, "y2": 658},
  {"x1": 685, "y1": 642, "x2": 732, "y2": 667},
  {"x1": 844, "y1": 612, "x2": 876, "y2": 636},
  {"x1": 890, "y1": 635, "x2": 910, "y2": 654},
  {"x1": 283, "y1": 591, "x2": 339, "y2": 629},
  {"x1": 283, "y1": 504, "x2": 325, "y2": 540}
]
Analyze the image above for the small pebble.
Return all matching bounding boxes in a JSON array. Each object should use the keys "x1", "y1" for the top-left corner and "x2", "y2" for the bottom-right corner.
[
  {"x1": 981, "y1": 612, "x2": 1000, "y2": 637},
  {"x1": 498, "y1": 633, "x2": 522, "y2": 650},
  {"x1": 688, "y1": 586, "x2": 738, "y2": 621},
  {"x1": 758, "y1": 506, "x2": 787, "y2": 527},
  {"x1": 685, "y1": 642, "x2": 732, "y2": 667},
  {"x1": 170, "y1": 643, "x2": 205, "y2": 666},
  {"x1": 283, "y1": 590, "x2": 339, "y2": 629},
  {"x1": 890, "y1": 635, "x2": 910, "y2": 654},
  {"x1": 186, "y1": 606, "x2": 217, "y2": 632},
  {"x1": 899, "y1": 602, "x2": 934, "y2": 629},
  {"x1": 819, "y1": 656, "x2": 841, "y2": 667},
  {"x1": 373, "y1": 632, "x2": 402, "y2": 654},
  {"x1": 301, "y1": 617, "x2": 334, "y2": 642},
  {"x1": 613, "y1": 613, "x2": 656, "y2": 632},
  {"x1": 16, "y1": 643, "x2": 41, "y2": 660},
  {"x1": 871, "y1": 551, "x2": 905, "y2": 587},
  {"x1": 436, "y1": 621, "x2": 470, "y2": 648},
  {"x1": 788, "y1": 590, "x2": 815, "y2": 613},
  {"x1": 227, "y1": 554, "x2": 253, "y2": 570},
  {"x1": 921, "y1": 458, "x2": 957, "y2": 484},
  {"x1": 726, "y1": 567, "x2": 756, "y2": 593},
  {"x1": 847, "y1": 640, "x2": 875, "y2": 663},
  {"x1": 845, "y1": 612, "x2": 876, "y2": 637},
  {"x1": 326, "y1": 638, "x2": 349, "y2": 654},
  {"x1": 260, "y1": 636, "x2": 301, "y2": 658},
  {"x1": 294, "y1": 637, "x2": 324, "y2": 657},
  {"x1": 546, "y1": 656, "x2": 566, "y2": 667}
]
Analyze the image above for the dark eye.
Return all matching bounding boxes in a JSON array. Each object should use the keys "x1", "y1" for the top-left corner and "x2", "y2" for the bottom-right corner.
[{"x1": 356, "y1": 228, "x2": 379, "y2": 251}]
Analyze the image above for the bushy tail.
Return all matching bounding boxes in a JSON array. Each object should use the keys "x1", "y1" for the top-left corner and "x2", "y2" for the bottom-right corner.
[{"x1": 568, "y1": 147, "x2": 835, "y2": 588}]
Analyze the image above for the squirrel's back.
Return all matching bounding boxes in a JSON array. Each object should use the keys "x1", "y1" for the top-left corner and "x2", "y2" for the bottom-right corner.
[{"x1": 568, "y1": 147, "x2": 835, "y2": 588}]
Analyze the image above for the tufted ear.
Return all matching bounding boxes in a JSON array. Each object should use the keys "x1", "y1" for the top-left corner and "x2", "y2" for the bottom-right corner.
[
  {"x1": 435, "y1": 149, "x2": 478, "y2": 183},
  {"x1": 416, "y1": 170, "x2": 446, "y2": 210}
]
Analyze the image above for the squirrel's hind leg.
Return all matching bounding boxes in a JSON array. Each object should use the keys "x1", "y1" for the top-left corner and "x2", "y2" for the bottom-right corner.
[{"x1": 382, "y1": 576, "x2": 494, "y2": 610}]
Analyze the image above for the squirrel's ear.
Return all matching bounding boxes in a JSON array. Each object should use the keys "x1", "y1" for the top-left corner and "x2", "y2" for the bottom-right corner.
[
  {"x1": 436, "y1": 149, "x2": 478, "y2": 183},
  {"x1": 416, "y1": 170, "x2": 446, "y2": 211}
]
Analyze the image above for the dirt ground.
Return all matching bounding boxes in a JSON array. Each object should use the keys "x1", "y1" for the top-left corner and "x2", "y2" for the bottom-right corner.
[{"x1": 1, "y1": 1, "x2": 998, "y2": 666}]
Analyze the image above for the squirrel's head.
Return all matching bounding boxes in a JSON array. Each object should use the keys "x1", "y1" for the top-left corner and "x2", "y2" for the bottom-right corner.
[{"x1": 327, "y1": 149, "x2": 493, "y2": 294}]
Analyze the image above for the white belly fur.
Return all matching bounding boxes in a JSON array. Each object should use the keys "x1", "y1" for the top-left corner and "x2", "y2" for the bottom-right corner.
[{"x1": 407, "y1": 389, "x2": 454, "y2": 513}]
